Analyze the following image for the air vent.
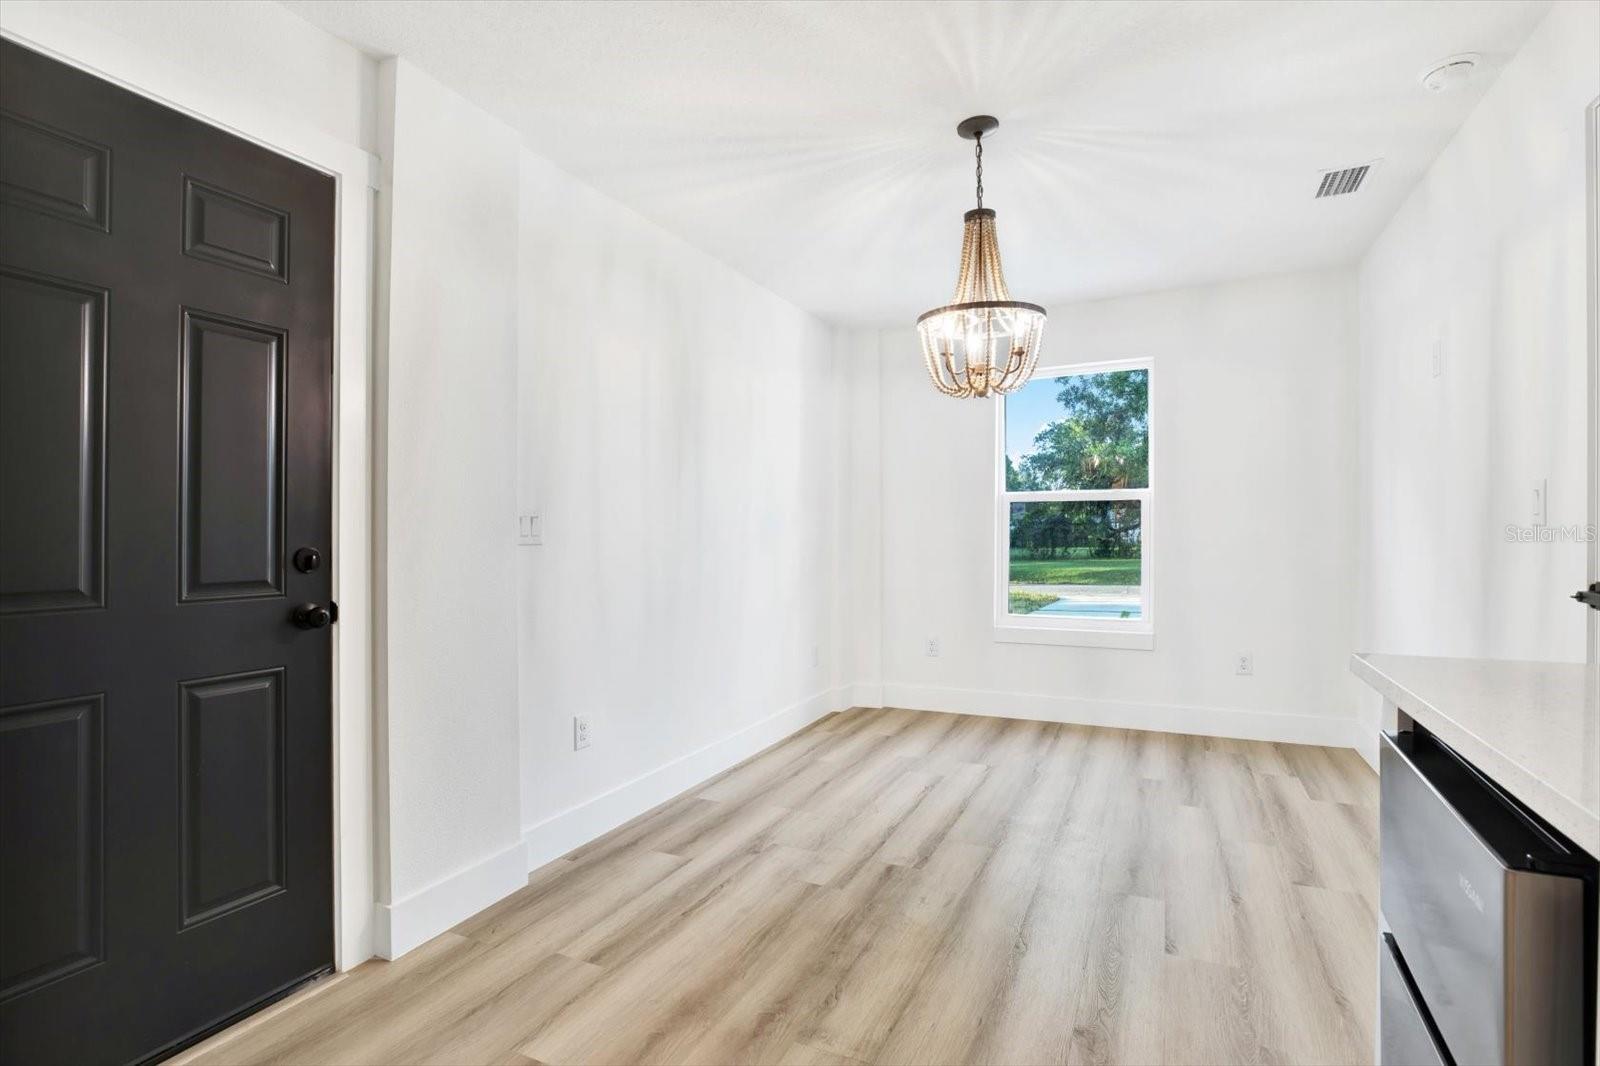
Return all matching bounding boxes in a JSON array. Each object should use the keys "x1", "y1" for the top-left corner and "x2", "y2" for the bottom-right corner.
[{"x1": 1316, "y1": 165, "x2": 1371, "y2": 198}]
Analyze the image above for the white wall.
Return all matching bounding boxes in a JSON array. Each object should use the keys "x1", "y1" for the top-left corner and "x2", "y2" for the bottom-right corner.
[
  {"x1": 1358, "y1": 1, "x2": 1598, "y2": 667},
  {"x1": 515, "y1": 151, "x2": 845, "y2": 868},
  {"x1": 373, "y1": 59, "x2": 524, "y2": 956},
  {"x1": 836, "y1": 328, "x2": 886, "y2": 709},
  {"x1": 847, "y1": 268, "x2": 1362, "y2": 745}
]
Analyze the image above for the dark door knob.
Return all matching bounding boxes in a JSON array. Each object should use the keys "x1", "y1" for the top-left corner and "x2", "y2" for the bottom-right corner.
[
  {"x1": 292, "y1": 602, "x2": 332, "y2": 629},
  {"x1": 294, "y1": 547, "x2": 322, "y2": 573}
]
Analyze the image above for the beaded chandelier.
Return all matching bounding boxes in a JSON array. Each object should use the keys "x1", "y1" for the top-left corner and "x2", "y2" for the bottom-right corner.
[{"x1": 916, "y1": 116, "x2": 1046, "y2": 399}]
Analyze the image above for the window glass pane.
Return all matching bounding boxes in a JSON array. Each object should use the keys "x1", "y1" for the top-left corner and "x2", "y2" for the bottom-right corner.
[
  {"x1": 1004, "y1": 368, "x2": 1148, "y2": 490},
  {"x1": 1008, "y1": 500, "x2": 1142, "y2": 619}
]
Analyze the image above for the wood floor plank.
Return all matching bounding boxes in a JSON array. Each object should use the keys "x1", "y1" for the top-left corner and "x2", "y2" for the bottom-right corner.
[
  {"x1": 1066, "y1": 892, "x2": 1167, "y2": 1066},
  {"x1": 1160, "y1": 957, "x2": 1263, "y2": 1066},
  {"x1": 1163, "y1": 803, "x2": 1242, "y2": 966},
  {"x1": 1194, "y1": 749, "x2": 1275, "y2": 844},
  {"x1": 557, "y1": 805, "x2": 792, "y2": 965},
  {"x1": 869, "y1": 832, "x2": 1061, "y2": 1065},
  {"x1": 798, "y1": 840, "x2": 994, "y2": 1061},
  {"x1": 1206, "y1": 735, "x2": 1295, "y2": 778},
  {"x1": 875, "y1": 760, "x2": 989, "y2": 868},
  {"x1": 960, "y1": 841, "x2": 1101, "y2": 1066},
  {"x1": 457, "y1": 850, "x2": 687, "y2": 950},
  {"x1": 776, "y1": 1044, "x2": 870, "y2": 1066},
  {"x1": 1225, "y1": 840, "x2": 1372, "y2": 1066},
  {"x1": 800, "y1": 767, "x2": 941, "y2": 886},
  {"x1": 1273, "y1": 744, "x2": 1376, "y2": 808},
  {"x1": 695, "y1": 728, "x2": 838, "y2": 806},
  {"x1": 185, "y1": 709, "x2": 1377, "y2": 1066},
  {"x1": 673, "y1": 862, "x2": 916, "y2": 1065},
  {"x1": 1292, "y1": 884, "x2": 1378, "y2": 1059},
  {"x1": 871, "y1": 708, "x2": 962, "y2": 757},
  {"x1": 536, "y1": 849, "x2": 825, "y2": 1064},
  {"x1": 328, "y1": 949, "x2": 604, "y2": 1066}
]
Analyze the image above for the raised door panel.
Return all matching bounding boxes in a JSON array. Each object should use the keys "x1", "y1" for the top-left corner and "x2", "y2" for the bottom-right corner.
[
  {"x1": 182, "y1": 178, "x2": 289, "y2": 282},
  {"x1": 179, "y1": 669, "x2": 286, "y2": 928},
  {"x1": 0, "y1": 110, "x2": 110, "y2": 231},
  {"x1": 0, "y1": 696, "x2": 104, "y2": 1001},
  {"x1": 0, "y1": 268, "x2": 106, "y2": 614},
  {"x1": 179, "y1": 310, "x2": 286, "y2": 603}
]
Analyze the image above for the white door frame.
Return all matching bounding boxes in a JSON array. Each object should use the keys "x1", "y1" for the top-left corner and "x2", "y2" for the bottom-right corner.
[
  {"x1": 1587, "y1": 92, "x2": 1599, "y2": 1043},
  {"x1": 1587, "y1": 97, "x2": 1598, "y2": 679},
  {"x1": 0, "y1": 11, "x2": 379, "y2": 969}
]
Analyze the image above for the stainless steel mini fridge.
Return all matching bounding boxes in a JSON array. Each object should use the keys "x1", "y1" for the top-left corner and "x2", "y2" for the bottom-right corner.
[{"x1": 1379, "y1": 728, "x2": 1595, "y2": 1066}]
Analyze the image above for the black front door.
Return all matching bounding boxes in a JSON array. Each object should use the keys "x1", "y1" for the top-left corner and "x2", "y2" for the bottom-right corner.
[{"x1": 0, "y1": 40, "x2": 335, "y2": 1065}]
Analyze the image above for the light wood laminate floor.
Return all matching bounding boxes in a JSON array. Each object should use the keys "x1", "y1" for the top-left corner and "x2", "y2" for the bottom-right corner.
[{"x1": 176, "y1": 708, "x2": 1378, "y2": 1066}]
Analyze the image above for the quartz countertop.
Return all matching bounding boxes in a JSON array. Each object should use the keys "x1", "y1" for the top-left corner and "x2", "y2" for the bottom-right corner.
[{"x1": 1351, "y1": 652, "x2": 1599, "y2": 856}]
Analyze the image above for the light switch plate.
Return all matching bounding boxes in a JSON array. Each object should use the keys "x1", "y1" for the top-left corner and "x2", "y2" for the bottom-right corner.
[
  {"x1": 518, "y1": 513, "x2": 542, "y2": 545},
  {"x1": 1531, "y1": 478, "x2": 1547, "y2": 527}
]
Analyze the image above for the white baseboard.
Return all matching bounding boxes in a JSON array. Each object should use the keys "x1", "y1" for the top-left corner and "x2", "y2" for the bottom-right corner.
[
  {"x1": 374, "y1": 837, "x2": 528, "y2": 959},
  {"x1": 521, "y1": 686, "x2": 850, "y2": 873},
  {"x1": 849, "y1": 681, "x2": 884, "y2": 710},
  {"x1": 1351, "y1": 725, "x2": 1379, "y2": 772},
  {"x1": 1350, "y1": 704, "x2": 1381, "y2": 771},
  {"x1": 876, "y1": 682, "x2": 1361, "y2": 751}
]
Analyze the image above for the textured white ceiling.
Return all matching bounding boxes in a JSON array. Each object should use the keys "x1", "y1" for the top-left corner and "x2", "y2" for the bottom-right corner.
[{"x1": 284, "y1": 0, "x2": 1550, "y2": 324}]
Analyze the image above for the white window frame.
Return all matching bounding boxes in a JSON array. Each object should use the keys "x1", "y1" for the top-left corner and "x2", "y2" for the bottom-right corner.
[{"x1": 993, "y1": 357, "x2": 1154, "y2": 650}]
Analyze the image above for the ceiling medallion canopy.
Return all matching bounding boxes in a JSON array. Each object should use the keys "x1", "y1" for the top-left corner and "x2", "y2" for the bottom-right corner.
[{"x1": 916, "y1": 116, "x2": 1046, "y2": 399}]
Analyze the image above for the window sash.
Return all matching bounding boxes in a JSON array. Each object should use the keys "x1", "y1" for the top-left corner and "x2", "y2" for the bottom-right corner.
[
  {"x1": 995, "y1": 358, "x2": 1153, "y2": 635},
  {"x1": 1000, "y1": 488, "x2": 1149, "y2": 504},
  {"x1": 996, "y1": 496, "x2": 1152, "y2": 631}
]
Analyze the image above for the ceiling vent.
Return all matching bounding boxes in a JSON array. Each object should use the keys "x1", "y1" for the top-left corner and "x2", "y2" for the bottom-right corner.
[{"x1": 1316, "y1": 164, "x2": 1372, "y2": 198}]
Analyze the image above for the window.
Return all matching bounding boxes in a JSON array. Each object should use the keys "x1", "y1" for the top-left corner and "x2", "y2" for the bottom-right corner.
[{"x1": 995, "y1": 359, "x2": 1152, "y2": 648}]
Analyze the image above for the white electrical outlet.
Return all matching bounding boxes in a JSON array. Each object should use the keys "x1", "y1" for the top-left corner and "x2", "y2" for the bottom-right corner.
[
  {"x1": 573, "y1": 714, "x2": 592, "y2": 750},
  {"x1": 925, "y1": 638, "x2": 941, "y2": 658},
  {"x1": 1235, "y1": 653, "x2": 1254, "y2": 676},
  {"x1": 1531, "y1": 478, "x2": 1547, "y2": 527}
]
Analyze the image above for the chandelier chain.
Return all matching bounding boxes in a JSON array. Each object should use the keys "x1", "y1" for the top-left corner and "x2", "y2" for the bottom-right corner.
[{"x1": 974, "y1": 132, "x2": 984, "y2": 209}]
